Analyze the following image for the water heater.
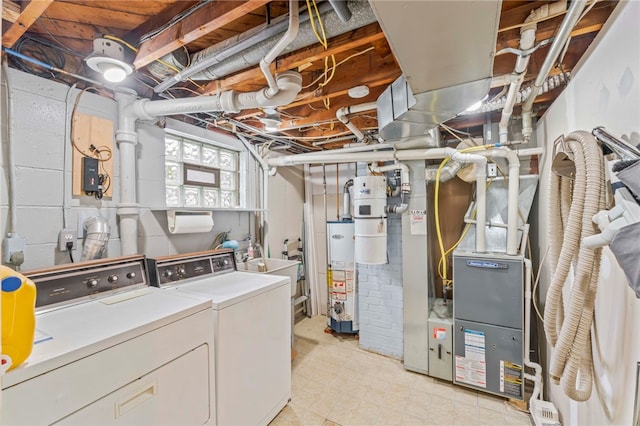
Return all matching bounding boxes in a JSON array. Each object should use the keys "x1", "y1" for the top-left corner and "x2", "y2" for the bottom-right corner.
[{"x1": 353, "y1": 175, "x2": 387, "y2": 264}]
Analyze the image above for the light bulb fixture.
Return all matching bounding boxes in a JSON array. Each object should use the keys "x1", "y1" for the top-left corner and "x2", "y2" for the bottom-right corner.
[
  {"x1": 348, "y1": 85, "x2": 369, "y2": 99},
  {"x1": 259, "y1": 114, "x2": 282, "y2": 132},
  {"x1": 85, "y1": 38, "x2": 133, "y2": 83}
]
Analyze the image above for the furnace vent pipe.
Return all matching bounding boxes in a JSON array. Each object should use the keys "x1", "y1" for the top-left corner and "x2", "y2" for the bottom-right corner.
[
  {"x1": 522, "y1": 0, "x2": 588, "y2": 140},
  {"x1": 336, "y1": 102, "x2": 377, "y2": 141},
  {"x1": 260, "y1": 0, "x2": 299, "y2": 97},
  {"x1": 343, "y1": 179, "x2": 354, "y2": 219},
  {"x1": 370, "y1": 162, "x2": 410, "y2": 214}
]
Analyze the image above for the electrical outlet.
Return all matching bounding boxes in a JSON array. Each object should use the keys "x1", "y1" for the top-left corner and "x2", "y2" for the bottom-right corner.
[
  {"x1": 58, "y1": 228, "x2": 77, "y2": 251},
  {"x1": 2, "y1": 234, "x2": 26, "y2": 264},
  {"x1": 487, "y1": 162, "x2": 498, "y2": 178}
]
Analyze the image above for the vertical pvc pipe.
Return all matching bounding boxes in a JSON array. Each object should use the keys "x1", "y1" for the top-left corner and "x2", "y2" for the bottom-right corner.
[{"x1": 115, "y1": 91, "x2": 141, "y2": 255}]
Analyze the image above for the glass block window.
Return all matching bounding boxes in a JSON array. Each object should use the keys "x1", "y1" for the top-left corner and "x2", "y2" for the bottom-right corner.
[{"x1": 165, "y1": 134, "x2": 241, "y2": 208}]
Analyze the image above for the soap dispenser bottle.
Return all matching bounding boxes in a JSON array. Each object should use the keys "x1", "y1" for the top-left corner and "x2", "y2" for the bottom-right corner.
[{"x1": 247, "y1": 241, "x2": 254, "y2": 260}]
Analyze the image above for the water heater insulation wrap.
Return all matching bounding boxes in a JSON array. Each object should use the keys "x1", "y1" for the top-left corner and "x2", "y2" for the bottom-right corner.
[{"x1": 353, "y1": 175, "x2": 387, "y2": 264}]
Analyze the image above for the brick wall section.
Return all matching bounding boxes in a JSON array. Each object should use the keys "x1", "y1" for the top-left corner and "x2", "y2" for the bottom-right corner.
[{"x1": 357, "y1": 198, "x2": 404, "y2": 359}]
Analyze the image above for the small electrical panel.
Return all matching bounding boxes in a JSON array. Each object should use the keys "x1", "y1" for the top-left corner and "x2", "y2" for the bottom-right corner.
[{"x1": 82, "y1": 157, "x2": 100, "y2": 192}]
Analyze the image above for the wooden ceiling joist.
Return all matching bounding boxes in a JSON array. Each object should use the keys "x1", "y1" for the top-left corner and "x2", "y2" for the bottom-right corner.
[
  {"x1": 134, "y1": 0, "x2": 271, "y2": 69},
  {"x1": 2, "y1": 0, "x2": 55, "y2": 49},
  {"x1": 2, "y1": 1, "x2": 21, "y2": 23}
]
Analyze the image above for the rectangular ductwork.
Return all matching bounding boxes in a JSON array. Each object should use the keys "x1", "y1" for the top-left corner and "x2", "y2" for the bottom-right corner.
[{"x1": 369, "y1": 0, "x2": 501, "y2": 141}]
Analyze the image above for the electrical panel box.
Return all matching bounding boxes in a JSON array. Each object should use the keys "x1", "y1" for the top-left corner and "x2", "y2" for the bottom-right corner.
[
  {"x1": 428, "y1": 299, "x2": 453, "y2": 382},
  {"x1": 82, "y1": 157, "x2": 100, "y2": 192}
]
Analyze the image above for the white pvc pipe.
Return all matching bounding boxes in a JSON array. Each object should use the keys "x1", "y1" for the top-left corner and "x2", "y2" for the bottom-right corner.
[
  {"x1": 370, "y1": 162, "x2": 410, "y2": 214},
  {"x1": 336, "y1": 101, "x2": 377, "y2": 141},
  {"x1": 238, "y1": 135, "x2": 270, "y2": 249},
  {"x1": 3, "y1": 61, "x2": 18, "y2": 234},
  {"x1": 260, "y1": 0, "x2": 299, "y2": 96},
  {"x1": 115, "y1": 91, "x2": 141, "y2": 255},
  {"x1": 499, "y1": 24, "x2": 535, "y2": 144},
  {"x1": 269, "y1": 147, "x2": 488, "y2": 250},
  {"x1": 524, "y1": 256, "x2": 543, "y2": 404}
]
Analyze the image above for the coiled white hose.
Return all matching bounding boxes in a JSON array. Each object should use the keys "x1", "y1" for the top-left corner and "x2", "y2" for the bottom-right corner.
[{"x1": 544, "y1": 130, "x2": 606, "y2": 401}]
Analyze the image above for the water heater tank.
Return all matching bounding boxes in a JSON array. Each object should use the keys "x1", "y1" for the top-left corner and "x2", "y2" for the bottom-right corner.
[{"x1": 353, "y1": 175, "x2": 387, "y2": 264}]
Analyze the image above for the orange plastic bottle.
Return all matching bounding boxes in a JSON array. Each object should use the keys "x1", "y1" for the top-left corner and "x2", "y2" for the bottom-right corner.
[{"x1": 1, "y1": 266, "x2": 37, "y2": 372}]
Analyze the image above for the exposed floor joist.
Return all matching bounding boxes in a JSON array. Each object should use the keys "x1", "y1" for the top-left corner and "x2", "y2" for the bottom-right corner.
[{"x1": 2, "y1": 0, "x2": 54, "y2": 48}]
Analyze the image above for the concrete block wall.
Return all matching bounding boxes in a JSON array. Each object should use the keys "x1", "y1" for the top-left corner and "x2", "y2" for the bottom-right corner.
[
  {"x1": 1, "y1": 68, "x2": 258, "y2": 270},
  {"x1": 354, "y1": 161, "x2": 404, "y2": 359},
  {"x1": 357, "y1": 209, "x2": 404, "y2": 359}
]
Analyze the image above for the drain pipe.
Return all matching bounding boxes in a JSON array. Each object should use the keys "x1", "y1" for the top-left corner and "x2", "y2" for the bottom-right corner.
[
  {"x1": 498, "y1": 7, "x2": 539, "y2": 144},
  {"x1": 522, "y1": 0, "x2": 588, "y2": 141},
  {"x1": 260, "y1": 0, "x2": 299, "y2": 97},
  {"x1": 370, "y1": 162, "x2": 410, "y2": 214},
  {"x1": 115, "y1": 90, "x2": 141, "y2": 256},
  {"x1": 336, "y1": 101, "x2": 377, "y2": 141},
  {"x1": 115, "y1": 41, "x2": 303, "y2": 255},
  {"x1": 238, "y1": 135, "x2": 270, "y2": 250},
  {"x1": 343, "y1": 179, "x2": 354, "y2": 219}
]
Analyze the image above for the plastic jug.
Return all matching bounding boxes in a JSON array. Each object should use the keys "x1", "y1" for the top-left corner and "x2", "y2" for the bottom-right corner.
[{"x1": 1, "y1": 266, "x2": 36, "y2": 372}]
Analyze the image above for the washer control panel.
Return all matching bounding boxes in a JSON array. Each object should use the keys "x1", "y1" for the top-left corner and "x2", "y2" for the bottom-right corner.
[
  {"x1": 24, "y1": 256, "x2": 148, "y2": 311},
  {"x1": 147, "y1": 250, "x2": 236, "y2": 287}
]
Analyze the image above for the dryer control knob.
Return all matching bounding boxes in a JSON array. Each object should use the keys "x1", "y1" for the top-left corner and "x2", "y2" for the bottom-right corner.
[
  {"x1": 87, "y1": 279, "x2": 98, "y2": 288},
  {"x1": 108, "y1": 275, "x2": 118, "y2": 283},
  {"x1": 126, "y1": 272, "x2": 136, "y2": 279}
]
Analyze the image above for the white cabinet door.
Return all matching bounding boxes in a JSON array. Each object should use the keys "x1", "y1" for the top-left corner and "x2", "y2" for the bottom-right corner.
[{"x1": 56, "y1": 344, "x2": 211, "y2": 425}]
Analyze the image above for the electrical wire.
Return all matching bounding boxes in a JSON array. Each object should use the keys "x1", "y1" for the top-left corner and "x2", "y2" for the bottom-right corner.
[
  {"x1": 305, "y1": 0, "x2": 336, "y2": 97},
  {"x1": 532, "y1": 246, "x2": 550, "y2": 322},
  {"x1": 301, "y1": 46, "x2": 375, "y2": 90},
  {"x1": 11, "y1": 37, "x2": 65, "y2": 78}
]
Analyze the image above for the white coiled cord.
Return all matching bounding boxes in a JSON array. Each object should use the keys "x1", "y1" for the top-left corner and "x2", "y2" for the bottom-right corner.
[{"x1": 544, "y1": 130, "x2": 606, "y2": 401}]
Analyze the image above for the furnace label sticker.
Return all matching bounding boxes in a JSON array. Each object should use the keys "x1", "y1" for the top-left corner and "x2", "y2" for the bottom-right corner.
[
  {"x1": 500, "y1": 360, "x2": 523, "y2": 398},
  {"x1": 410, "y1": 211, "x2": 427, "y2": 235},
  {"x1": 455, "y1": 329, "x2": 487, "y2": 388}
]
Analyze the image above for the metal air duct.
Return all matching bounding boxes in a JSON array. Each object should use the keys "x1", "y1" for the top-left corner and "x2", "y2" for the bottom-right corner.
[{"x1": 369, "y1": 1, "x2": 501, "y2": 141}]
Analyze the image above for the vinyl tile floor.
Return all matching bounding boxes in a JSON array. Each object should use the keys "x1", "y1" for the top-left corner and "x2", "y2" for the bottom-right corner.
[{"x1": 270, "y1": 314, "x2": 533, "y2": 426}]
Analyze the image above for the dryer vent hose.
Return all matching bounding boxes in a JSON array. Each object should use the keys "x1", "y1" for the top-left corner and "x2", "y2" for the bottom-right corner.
[
  {"x1": 81, "y1": 216, "x2": 110, "y2": 262},
  {"x1": 544, "y1": 130, "x2": 606, "y2": 401}
]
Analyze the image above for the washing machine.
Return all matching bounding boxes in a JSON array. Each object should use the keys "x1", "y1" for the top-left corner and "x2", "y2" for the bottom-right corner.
[
  {"x1": 1, "y1": 255, "x2": 215, "y2": 425},
  {"x1": 147, "y1": 249, "x2": 291, "y2": 426}
]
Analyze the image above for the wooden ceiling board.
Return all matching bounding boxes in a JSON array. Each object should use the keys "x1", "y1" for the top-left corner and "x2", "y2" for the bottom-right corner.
[
  {"x1": 4, "y1": 0, "x2": 617, "y2": 144},
  {"x1": 69, "y1": 1, "x2": 178, "y2": 16},
  {"x1": 42, "y1": 3, "x2": 149, "y2": 30}
]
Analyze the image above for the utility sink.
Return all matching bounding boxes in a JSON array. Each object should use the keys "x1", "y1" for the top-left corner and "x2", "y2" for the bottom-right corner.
[{"x1": 238, "y1": 258, "x2": 300, "y2": 297}]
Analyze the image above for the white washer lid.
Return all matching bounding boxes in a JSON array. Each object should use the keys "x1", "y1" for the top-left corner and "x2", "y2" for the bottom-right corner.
[
  {"x1": 171, "y1": 271, "x2": 289, "y2": 310},
  {"x1": 3, "y1": 287, "x2": 212, "y2": 388}
]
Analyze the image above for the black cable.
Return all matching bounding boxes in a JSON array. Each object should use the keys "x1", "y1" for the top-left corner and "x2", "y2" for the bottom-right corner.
[{"x1": 66, "y1": 242, "x2": 74, "y2": 263}]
